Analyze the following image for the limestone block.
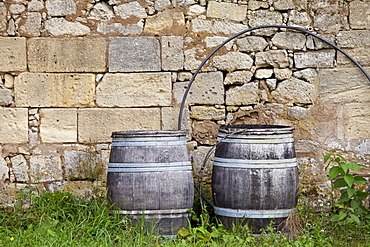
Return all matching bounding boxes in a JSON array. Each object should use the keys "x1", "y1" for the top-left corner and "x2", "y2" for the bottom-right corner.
[
  {"x1": 173, "y1": 72, "x2": 224, "y2": 105},
  {"x1": 144, "y1": 9, "x2": 185, "y2": 35},
  {"x1": 248, "y1": 10, "x2": 283, "y2": 36},
  {"x1": 266, "y1": 78, "x2": 277, "y2": 90},
  {"x1": 226, "y1": 81, "x2": 259, "y2": 105},
  {"x1": 108, "y1": 37, "x2": 160, "y2": 72},
  {"x1": 45, "y1": 0, "x2": 76, "y2": 16},
  {"x1": 39, "y1": 108, "x2": 77, "y2": 143},
  {"x1": 161, "y1": 36, "x2": 184, "y2": 71},
  {"x1": 0, "y1": 157, "x2": 9, "y2": 181},
  {"x1": 287, "y1": 106, "x2": 311, "y2": 120},
  {"x1": 19, "y1": 12, "x2": 41, "y2": 36},
  {"x1": 191, "y1": 17, "x2": 248, "y2": 35},
  {"x1": 337, "y1": 48, "x2": 370, "y2": 67},
  {"x1": 15, "y1": 73, "x2": 95, "y2": 107},
  {"x1": 191, "y1": 106, "x2": 225, "y2": 121},
  {"x1": 287, "y1": 10, "x2": 312, "y2": 27},
  {"x1": 336, "y1": 30, "x2": 370, "y2": 48},
  {"x1": 212, "y1": 52, "x2": 253, "y2": 71},
  {"x1": 206, "y1": 1, "x2": 247, "y2": 22},
  {"x1": 96, "y1": 73, "x2": 172, "y2": 107},
  {"x1": 9, "y1": 4, "x2": 26, "y2": 14},
  {"x1": 293, "y1": 68, "x2": 319, "y2": 83},
  {"x1": 0, "y1": 3, "x2": 6, "y2": 32},
  {"x1": 345, "y1": 103, "x2": 370, "y2": 139},
  {"x1": 313, "y1": 12, "x2": 343, "y2": 34},
  {"x1": 255, "y1": 50, "x2": 289, "y2": 68},
  {"x1": 349, "y1": 1, "x2": 370, "y2": 29},
  {"x1": 44, "y1": 18, "x2": 91, "y2": 36},
  {"x1": 78, "y1": 108, "x2": 161, "y2": 143},
  {"x1": 237, "y1": 36, "x2": 268, "y2": 52},
  {"x1": 4, "y1": 74, "x2": 14, "y2": 89},
  {"x1": 28, "y1": 38, "x2": 106, "y2": 72},
  {"x1": 248, "y1": 1, "x2": 269, "y2": 10},
  {"x1": 97, "y1": 20, "x2": 143, "y2": 35},
  {"x1": 0, "y1": 108, "x2": 28, "y2": 144},
  {"x1": 114, "y1": 1, "x2": 147, "y2": 19},
  {"x1": 0, "y1": 89, "x2": 13, "y2": 106},
  {"x1": 28, "y1": 0, "x2": 44, "y2": 12},
  {"x1": 29, "y1": 154, "x2": 63, "y2": 182},
  {"x1": 306, "y1": 35, "x2": 335, "y2": 50},
  {"x1": 271, "y1": 32, "x2": 306, "y2": 50},
  {"x1": 10, "y1": 155, "x2": 28, "y2": 182},
  {"x1": 294, "y1": 50, "x2": 335, "y2": 69},
  {"x1": 155, "y1": 0, "x2": 171, "y2": 10},
  {"x1": 89, "y1": 2, "x2": 115, "y2": 21},
  {"x1": 0, "y1": 37, "x2": 27, "y2": 72},
  {"x1": 192, "y1": 120, "x2": 219, "y2": 145},
  {"x1": 224, "y1": 71, "x2": 253, "y2": 85},
  {"x1": 255, "y1": 69, "x2": 273, "y2": 79},
  {"x1": 205, "y1": 36, "x2": 233, "y2": 50},
  {"x1": 272, "y1": 78, "x2": 317, "y2": 104},
  {"x1": 161, "y1": 107, "x2": 191, "y2": 139},
  {"x1": 184, "y1": 48, "x2": 206, "y2": 71},
  {"x1": 187, "y1": 4, "x2": 206, "y2": 16},
  {"x1": 273, "y1": 0, "x2": 295, "y2": 10},
  {"x1": 318, "y1": 67, "x2": 370, "y2": 103},
  {"x1": 274, "y1": 68, "x2": 292, "y2": 80}
]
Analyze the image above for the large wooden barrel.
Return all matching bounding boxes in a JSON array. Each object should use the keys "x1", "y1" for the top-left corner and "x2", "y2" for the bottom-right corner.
[
  {"x1": 212, "y1": 125, "x2": 299, "y2": 233},
  {"x1": 107, "y1": 130, "x2": 194, "y2": 237}
]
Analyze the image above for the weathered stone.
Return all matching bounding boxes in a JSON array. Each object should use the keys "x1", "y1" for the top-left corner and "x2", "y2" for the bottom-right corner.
[
  {"x1": 255, "y1": 50, "x2": 289, "y2": 68},
  {"x1": 272, "y1": 78, "x2": 317, "y2": 104},
  {"x1": 89, "y1": 2, "x2": 115, "y2": 20},
  {"x1": 96, "y1": 73, "x2": 172, "y2": 107},
  {"x1": 293, "y1": 68, "x2": 319, "y2": 83},
  {"x1": 29, "y1": 154, "x2": 62, "y2": 182},
  {"x1": 191, "y1": 17, "x2": 248, "y2": 35},
  {"x1": 191, "y1": 106, "x2": 225, "y2": 121},
  {"x1": 114, "y1": 1, "x2": 147, "y2": 19},
  {"x1": 237, "y1": 36, "x2": 268, "y2": 52},
  {"x1": 273, "y1": 0, "x2": 295, "y2": 10},
  {"x1": 205, "y1": 36, "x2": 234, "y2": 50},
  {"x1": 336, "y1": 30, "x2": 370, "y2": 48},
  {"x1": 0, "y1": 108, "x2": 28, "y2": 144},
  {"x1": 15, "y1": 73, "x2": 95, "y2": 107},
  {"x1": 274, "y1": 68, "x2": 292, "y2": 80},
  {"x1": 295, "y1": 140, "x2": 321, "y2": 154},
  {"x1": 248, "y1": 0, "x2": 269, "y2": 10},
  {"x1": 0, "y1": 157, "x2": 9, "y2": 181},
  {"x1": 212, "y1": 52, "x2": 253, "y2": 71},
  {"x1": 0, "y1": 3, "x2": 6, "y2": 32},
  {"x1": 39, "y1": 108, "x2": 77, "y2": 143},
  {"x1": 226, "y1": 81, "x2": 259, "y2": 105},
  {"x1": 173, "y1": 72, "x2": 224, "y2": 105},
  {"x1": 19, "y1": 12, "x2": 41, "y2": 36},
  {"x1": 45, "y1": 0, "x2": 76, "y2": 16},
  {"x1": 184, "y1": 47, "x2": 207, "y2": 71},
  {"x1": 28, "y1": 38, "x2": 106, "y2": 72},
  {"x1": 0, "y1": 37, "x2": 27, "y2": 72},
  {"x1": 97, "y1": 20, "x2": 143, "y2": 35},
  {"x1": 161, "y1": 107, "x2": 191, "y2": 136},
  {"x1": 255, "y1": 69, "x2": 273, "y2": 79},
  {"x1": 344, "y1": 103, "x2": 370, "y2": 139},
  {"x1": 337, "y1": 48, "x2": 370, "y2": 66},
  {"x1": 10, "y1": 155, "x2": 28, "y2": 182},
  {"x1": 306, "y1": 35, "x2": 335, "y2": 50},
  {"x1": 206, "y1": 1, "x2": 247, "y2": 22},
  {"x1": 224, "y1": 71, "x2": 253, "y2": 85},
  {"x1": 144, "y1": 9, "x2": 185, "y2": 35},
  {"x1": 192, "y1": 120, "x2": 219, "y2": 145},
  {"x1": 294, "y1": 50, "x2": 335, "y2": 69},
  {"x1": 271, "y1": 32, "x2": 306, "y2": 50},
  {"x1": 187, "y1": 4, "x2": 206, "y2": 16},
  {"x1": 45, "y1": 18, "x2": 90, "y2": 36},
  {"x1": 349, "y1": 1, "x2": 370, "y2": 29},
  {"x1": 266, "y1": 78, "x2": 277, "y2": 90},
  {"x1": 0, "y1": 89, "x2": 12, "y2": 106},
  {"x1": 4, "y1": 74, "x2": 14, "y2": 89},
  {"x1": 287, "y1": 106, "x2": 311, "y2": 120},
  {"x1": 108, "y1": 37, "x2": 160, "y2": 72},
  {"x1": 155, "y1": 0, "x2": 171, "y2": 10},
  {"x1": 161, "y1": 36, "x2": 184, "y2": 71},
  {"x1": 248, "y1": 10, "x2": 283, "y2": 36},
  {"x1": 313, "y1": 12, "x2": 343, "y2": 34},
  {"x1": 319, "y1": 67, "x2": 370, "y2": 103},
  {"x1": 78, "y1": 108, "x2": 161, "y2": 143},
  {"x1": 28, "y1": 0, "x2": 44, "y2": 11},
  {"x1": 9, "y1": 4, "x2": 26, "y2": 14},
  {"x1": 287, "y1": 10, "x2": 312, "y2": 27}
]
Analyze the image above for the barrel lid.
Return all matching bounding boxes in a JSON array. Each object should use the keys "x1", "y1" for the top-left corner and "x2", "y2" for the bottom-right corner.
[
  {"x1": 218, "y1": 124, "x2": 294, "y2": 135},
  {"x1": 111, "y1": 130, "x2": 187, "y2": 138}
]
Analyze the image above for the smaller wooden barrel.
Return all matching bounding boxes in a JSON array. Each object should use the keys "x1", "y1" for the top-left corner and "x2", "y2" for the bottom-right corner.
[
  {"x1": 107, "y1": 130, "x2": 194, "y2": 237},
  {"x1": 212, "y1": 125, "x2": 299, "y2": 233}
]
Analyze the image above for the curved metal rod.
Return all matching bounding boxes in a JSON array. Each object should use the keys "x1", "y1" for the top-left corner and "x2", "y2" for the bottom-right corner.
[{"x1": 177, "y1": 24, "x2": 370, "y2": 130}]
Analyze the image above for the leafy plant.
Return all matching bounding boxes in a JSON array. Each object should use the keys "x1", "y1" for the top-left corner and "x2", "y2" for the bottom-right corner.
[{"x1": 324, "y1": 151, "x2": 370, "y2": 224}]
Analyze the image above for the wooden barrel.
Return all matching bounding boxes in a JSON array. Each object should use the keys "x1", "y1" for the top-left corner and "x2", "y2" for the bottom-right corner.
[
  {"x1": 107, "y1": 130, "x2": 194, "y2": 237},
  {"x1": 212, "y1": 125, "x2": 299, "y2": 233}
]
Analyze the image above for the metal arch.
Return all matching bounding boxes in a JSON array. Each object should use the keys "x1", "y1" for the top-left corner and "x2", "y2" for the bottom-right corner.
[{"x1": 177, "y1": 24, "x2": 370, "y2": 130}]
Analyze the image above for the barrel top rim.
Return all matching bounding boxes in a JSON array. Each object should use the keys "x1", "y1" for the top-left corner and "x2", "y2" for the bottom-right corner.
[
  {"x1": 111, "y1": 130, "x2": 187, "y2": 138},
  {"x1": 219, "y1": 124, "x2": 294, "y2": 134}
]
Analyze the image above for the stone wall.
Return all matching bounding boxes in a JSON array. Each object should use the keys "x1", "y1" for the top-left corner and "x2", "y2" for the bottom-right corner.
[{"x1": 0, "y1": 0, "x2": 370, "y2": 208}]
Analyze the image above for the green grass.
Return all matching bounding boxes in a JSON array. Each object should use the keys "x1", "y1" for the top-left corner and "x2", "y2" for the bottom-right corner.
[{"x1": 0, "y1": 191, "x2": 369, "y2": 247}]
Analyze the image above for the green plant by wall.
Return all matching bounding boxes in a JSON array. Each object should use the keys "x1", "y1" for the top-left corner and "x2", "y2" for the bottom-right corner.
[{"x1": 324, "y1": 151, "x2": 370, "y2": 225}]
